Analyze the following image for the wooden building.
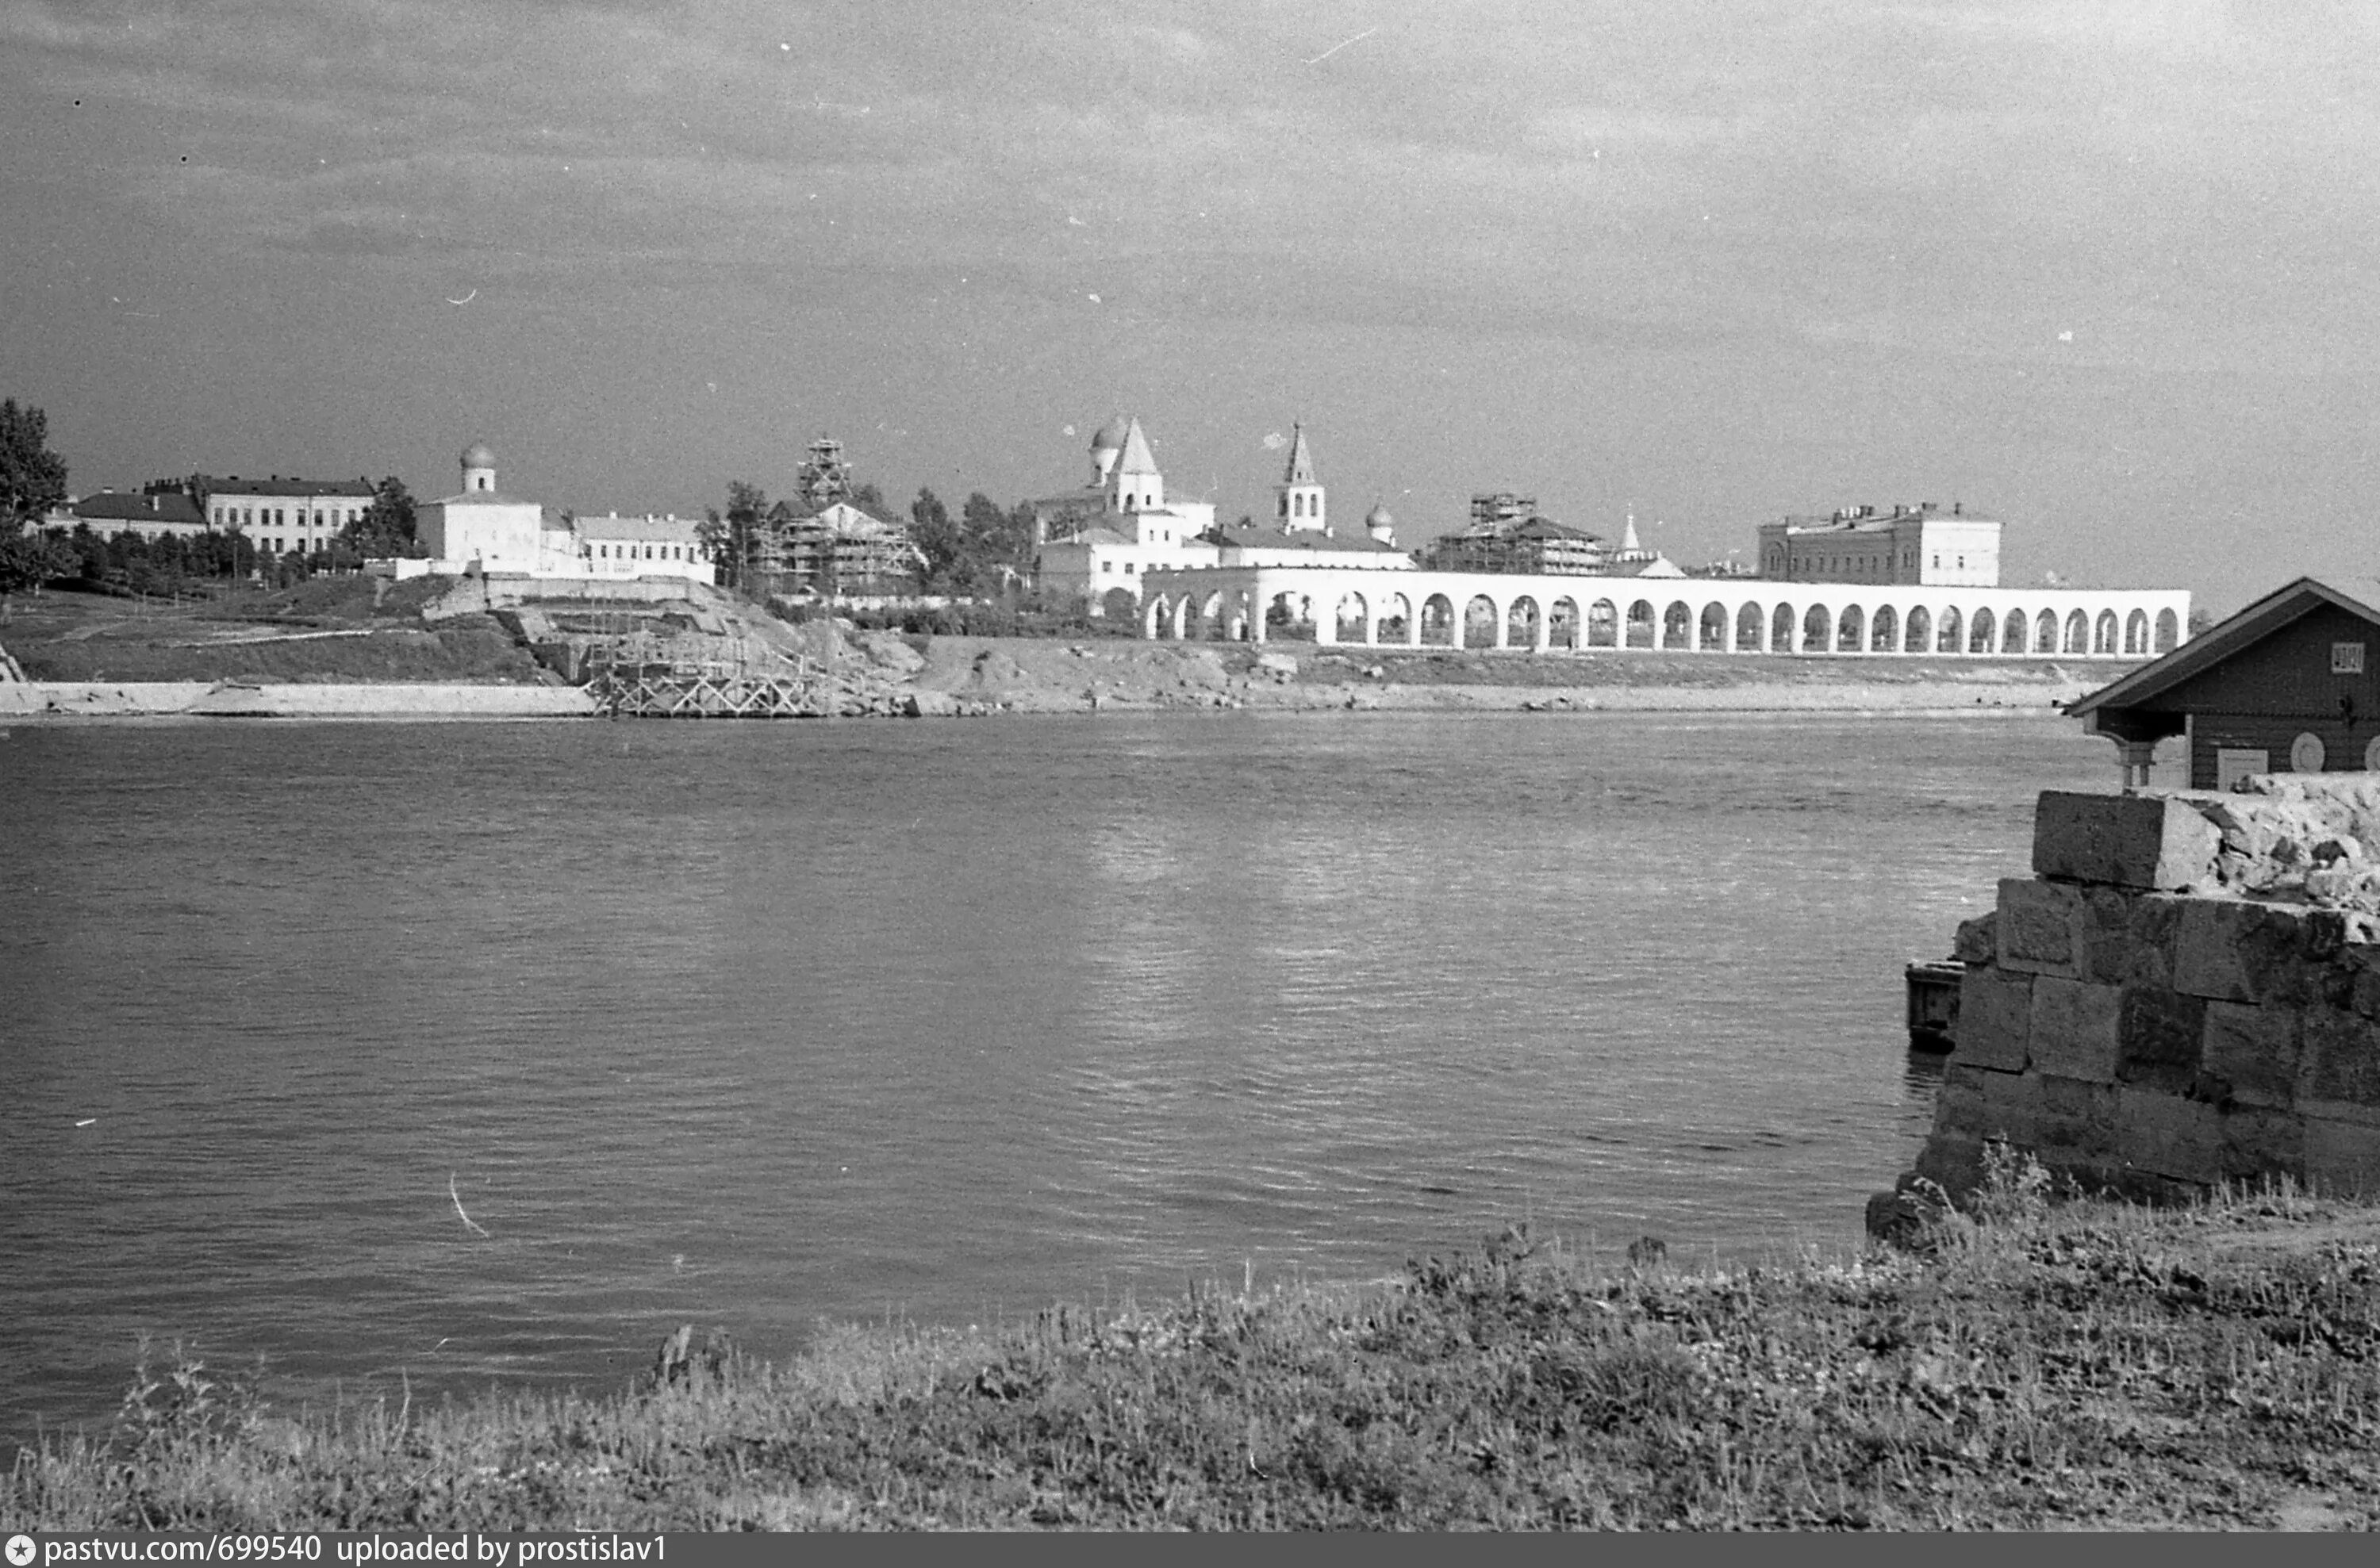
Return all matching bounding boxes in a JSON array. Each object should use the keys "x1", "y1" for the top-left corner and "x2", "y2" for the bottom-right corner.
[{"x1": 2067, "y1": 575, "x2": 2380, "y2": 791}]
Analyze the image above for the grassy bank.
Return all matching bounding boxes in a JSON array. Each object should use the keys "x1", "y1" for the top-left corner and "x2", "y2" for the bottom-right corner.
[{"x1": 11, "y1": 1167, "x2": 2378, "y2": 1531}]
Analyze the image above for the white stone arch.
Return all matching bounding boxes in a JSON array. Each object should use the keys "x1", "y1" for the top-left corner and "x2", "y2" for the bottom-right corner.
[
  {"x1": 1508, "y1": 593, "x2": 1542, "y2": 650},
  {"x1": 1376, "y1": 590, "x2": 1414, "y2": 646},
  {"x1": 1969, "y1": 607, "x2": 1997, "y2": 654},
  {"x1": 1937, "y1": 606, "x2": 1963, "y2": 654},
  {"x1": 1587, "y1": 596, "x2": 1620, "y2": 648},
  {"x1": 1658, "y1": 598, "x2": 1691, "y2": 650},
  {"x1": 1870, "y1": 602, "x2": 1898, "y2": 653},
  {"x1": 2124, "y1": 608, "x2": 2148, "y2": 655},
  {"x1": 2063, "y1": 608, "x2": 2090, "y2": 654},
  {"x1": 1627, "y1": 597, "x2": 1659, "y2": 648},
  {"x1": 1836, "y1": 603, "x2": 1865, "y2": 653},
  {"x1": 2155, "y1": 608, "x2": 2179, "y2": 653},
  {"x1": 2094, "y1": 608, "x2": 2119, "y2": 655},
  {"x1": 1421, "y1": 592, "x2": 1457, "y2": 646},
  {"x1": 1772, "y1": 601, "x2": 1798, "y2": 653},
  {"x1": 1549, "y1": 596, "x2": 1582, "y2": 650},
  {"x1": 1334, "y1": 588, "x2": 1369, "y2": 644},
  {"x1": 1461, "y1": 592, "x2": 1499, "y2": 649},
  {"x1": 1904, "y1": 604, "x2": 1932, "y2": 654},
  {"x1": 1696, "y1": 600, "x2": 1729, "y2": 651},
  {"x1": 1142, "y1": 593, "x2": 1170, "y2": 639},
  {"x1": 1801, "y1": 602, "x2": 1831, "y2": 653}
]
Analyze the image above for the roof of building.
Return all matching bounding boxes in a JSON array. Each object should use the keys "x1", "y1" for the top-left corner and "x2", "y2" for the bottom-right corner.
[
  {"x1": 2067, "y1": 575, "x2": 2377, "y2": 721},
  {"x1": 200, "y1": 474, "x2": 374, "y2": 498},
  {"x1": 1114, "y1": 417, "x2": 1158, "y2": 475},
  {"x1": 570, "y1": 513, "x2": 704, "y2": 543},
  {"x1": 1091, "y1": 416, "x2": 1130, "y2": 454},
  {"x1": 67, "y1": 491, "x2": 206, "y2": 526},
  {"x1": 1365, "y1": 503, "x2": 1392, "y2": 527},
  {"x1": 424, "y1": 490, "x2": 539, "y2": 508},
  {"x1": 1281, "y1": 424, "x2": 1317, "y2": 486},
  {"x1": 462, "y1": 442, "x2": 497, "y2": 469},
  {"x1": 1210, "y1": 520, "x2": 1405, "y2": 555}
]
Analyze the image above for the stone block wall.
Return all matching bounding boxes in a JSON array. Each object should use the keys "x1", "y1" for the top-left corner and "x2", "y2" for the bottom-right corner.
[{"x1": 1902, "y1": 780, "x2": 2380, "y2": 1207}]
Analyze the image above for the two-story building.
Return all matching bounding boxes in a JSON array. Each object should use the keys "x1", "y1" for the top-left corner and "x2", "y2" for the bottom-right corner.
[
  {"x1": 201, "y1": 474, "x2": 375, "y2": 557},
  {"x1": 1757, "y1": 502, "x2": 1999, "y2": 586}
]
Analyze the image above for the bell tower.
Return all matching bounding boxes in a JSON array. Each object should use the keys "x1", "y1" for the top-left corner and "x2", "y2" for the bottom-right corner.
[{"x1": 1275, "y1": 422, "x2": 1324, "y2": 533}]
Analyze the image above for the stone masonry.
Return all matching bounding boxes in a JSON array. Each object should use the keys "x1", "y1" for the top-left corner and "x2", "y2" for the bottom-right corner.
[{"x1": 1892, "y1": 777, "x2": 2380, "y2": 1215}]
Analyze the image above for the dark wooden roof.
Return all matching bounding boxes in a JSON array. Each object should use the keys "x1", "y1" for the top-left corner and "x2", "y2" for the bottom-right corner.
[{"x1": 2067, "y1": 575, "x2": 2380, "y2": 726}]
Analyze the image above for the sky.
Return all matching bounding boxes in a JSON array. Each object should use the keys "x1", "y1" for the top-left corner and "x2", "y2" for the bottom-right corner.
[{"x1": 4, "y1": 1, "x2": 2377, "y2": 611}]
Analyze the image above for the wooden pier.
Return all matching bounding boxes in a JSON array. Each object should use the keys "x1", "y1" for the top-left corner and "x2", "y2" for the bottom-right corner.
[{"x1": 584, "y1": 646, "x2": 831, "y2": 719}]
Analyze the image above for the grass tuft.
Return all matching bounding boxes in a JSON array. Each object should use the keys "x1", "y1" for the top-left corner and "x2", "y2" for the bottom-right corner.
[{"x1": 12, "y1": 1182, "x2": 2380, "y2": 1530}]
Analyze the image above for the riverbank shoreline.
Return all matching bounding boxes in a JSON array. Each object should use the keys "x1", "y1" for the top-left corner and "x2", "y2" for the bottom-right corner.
[
  {"x1": 12, "y1": 1178, "x2": 2376, "y2": 1531},
  {"x1": 0, "y1": 646, "x2": 2113, "y2": 722}
]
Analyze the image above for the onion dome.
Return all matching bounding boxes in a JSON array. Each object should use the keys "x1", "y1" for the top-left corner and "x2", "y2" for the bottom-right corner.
[
  {"x1": 461, "y1": 442, "x2": 497, "y2": 469},
  {"x1": 1090, "y1": 416, "x2": 1130, "y2": 454},
  {"x1": 1365, "y1": 503, "x2": 1393, "y2": 529}
]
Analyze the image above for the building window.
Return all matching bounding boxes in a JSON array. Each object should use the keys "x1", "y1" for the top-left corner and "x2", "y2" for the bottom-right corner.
[
  {"x1": 1103, "y1": 561, "x2": 1114, "y2": 573},
  {"x1": 1123, "y1": 561, "x2": 1135, "y2": 573}
]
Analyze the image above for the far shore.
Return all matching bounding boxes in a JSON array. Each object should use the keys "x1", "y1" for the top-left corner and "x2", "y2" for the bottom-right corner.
[{"x1": 0, "y1": 635, "x2": 2135, "y2": 722}]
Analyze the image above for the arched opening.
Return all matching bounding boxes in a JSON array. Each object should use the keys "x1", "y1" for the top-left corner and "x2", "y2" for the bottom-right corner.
[
  {"x1": 1142, "y1": 594, "x2": 1169, "y2": 639},
  {"x1": 1970, "y1": 608, "x2": 1997, "y2": 654},
  {"x1": 1735, "y1": 602, "x2": 1765, "y2": 651},
  {"x1": 1420, "y1": 593, "x2": 1457, "y2": 646},
  {"x1": 2155, "y1": 609, "x2": 2179, "y2": 653},
  {"x1": 1334, "y1": 590, "x2": 1369, "y2": 644},
  {"x1": 1904, "y1": 605, "x2": 1932, "y2": 654},
  {"x1": 2094, "y1": 610, "x2": 2118, "y2": 655},
  {"x1": 1268, "y1": 591, "x2": 1314, "y2": 640},
  {"x1": 1508, "y1": 596, "x2": 1541, "y2": 650},
  {"x1": 1802, "y1": 603, "x2": 1832, "y2": 652},
  {"x1": 1376, "y1": 592, "x2": 1411, "y2": 646},
  {"x1": 1102, "y1": 587, "x2": 1137, "y2": 621},
  {"x1": 1626, "y1": 599, "x2": 1657, "y2": 648},
  {"x1": 2125, "y1": 609, "x2": 2148, "y2": 655},
  {"x1": 1699, "y1": 601, "x2": 1729, "y2": 651},
  {"x1": 1464, "y1": 595, "x2": 1500, "y2": 650},
  {"x1": 2035, "y1": 609, "x2": 2059, "y2": 654},
  {"x1": 2064, "y1": 609, "x2": 2090, "y2": 654},
  {"x1": 1549, "y1": 597, "x2": 1581, "y2": 650},
  {"x1": 1663, "y1": 600, "x2": 1693, "y2": 650},
  {"x1": 1587, "y1": 598, "x2": 1618, "y2": 648},
  {"x1": 1871, "y1": 604, "x2": 1898, "y2": 652},
  {"x1": 1937, "y1": 607, "x2": 1963, "y2": 654},
  {"x1": 1772, "y1": 603, "x2": 1797, "y2": 652},
  {"x1": 1837, "y1": 604, "x2": 1864, "y2": 652},
  {"x1": 2002, "y1": 610, "x2": 2026, "y2": 656},
  {"x1": 1178, "y1": 592, "x2": 1204, "y2": 641}
]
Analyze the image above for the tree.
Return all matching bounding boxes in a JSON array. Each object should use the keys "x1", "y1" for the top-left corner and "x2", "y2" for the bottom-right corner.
[
  {"x1": 0, "y1": 530, "x2": 75, "y2": 596},
  {"x1": 717, "y1": 481, "x2": 768, "y2": 590},
  {"x1": 909, "y1": 486, "x2": 962, "y2": 587},
  {"x1": 847, "y1": 480, "x2": 886, "y2": 516},
  {"x1": 0, "y1": 398, "x2": 69, "y2": 524},
  {"x1": 343, "y1": 476, "x2": 420, "y2": 558}
]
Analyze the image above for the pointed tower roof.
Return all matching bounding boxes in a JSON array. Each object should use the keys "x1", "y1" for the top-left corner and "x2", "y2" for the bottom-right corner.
[
  {"x1": 1621, "y1": 513, "x2": 1642, "y2": 553},
  {"x1": 1115, "y1": 416, "x2": 1159, "y2": 475},
  {"x1": 1281, "y1": 423, "x2": 1317, "y2": 486}
]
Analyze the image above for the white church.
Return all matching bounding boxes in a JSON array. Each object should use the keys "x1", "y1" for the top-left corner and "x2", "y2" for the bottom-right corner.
[{"x1": 393, "y1": 442, "x2": 715, "y2": 585}]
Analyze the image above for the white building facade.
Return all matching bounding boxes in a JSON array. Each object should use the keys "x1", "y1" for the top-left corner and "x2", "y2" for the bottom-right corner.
[
  {"x1": 1756, "y1": 503, "x2": 2000, "y2": 587},
  {"x1": 1031, "y1": 416, "x2": 1219, "y2": 613},
  {"x1": 1137, "y1": 562, "x2": 2190, "y2": 659},
  {"x1": 393, "y1": 443, "x2": 713, "y2": 585},
  {"x1": 203, "y1": 475, "x2": 375, "y2": 557}
]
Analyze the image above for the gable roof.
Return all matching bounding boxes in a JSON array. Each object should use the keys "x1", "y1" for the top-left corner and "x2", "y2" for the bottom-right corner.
[
  {"x1": 570, "y1": 513, "x2": 704, "y2": 543},
  {"x1": 69, "y1": 491, "x2": 207, "y2": 526},
  {"x1": 1209, "y1": 519, "x2": 1404, "y2": 555},
  {"x1": 202, "y1": 474, "x2": 374, "y2": 499},
  {"x1": 2067, "y1": 574, "x2": 2380, "y2": 719}
]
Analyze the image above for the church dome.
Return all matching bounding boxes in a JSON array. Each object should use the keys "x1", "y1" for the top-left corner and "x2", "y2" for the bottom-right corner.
[
  {"x1": 1365, "y1": 503, "x2": 1393, "y2": 527},
  {"x1": 1089, "y1": 416, "x2": 1130, "y2": 454},
  {"x1": 461, "y1": 442, "x2": 497, "y2": 469}
]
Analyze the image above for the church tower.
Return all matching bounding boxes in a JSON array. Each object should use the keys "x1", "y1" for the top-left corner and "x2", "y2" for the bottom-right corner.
[
  {"x1": 1276, "y1": 422, "x2": 1324, "y2": 533},
  {"x1": 1105, "y1": 416, "x2": 1163, "y2": 513}
]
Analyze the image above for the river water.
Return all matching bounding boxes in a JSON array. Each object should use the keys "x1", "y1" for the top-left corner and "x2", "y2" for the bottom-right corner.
[{"x1": 0, "y1": 709, "x2": 2114, "y2": 1444}]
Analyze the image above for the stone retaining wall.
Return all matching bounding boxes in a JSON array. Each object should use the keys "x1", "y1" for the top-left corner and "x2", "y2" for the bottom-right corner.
[{"x1": 1896, "y1": 780, "x2": 2380, "y2": 1214}]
